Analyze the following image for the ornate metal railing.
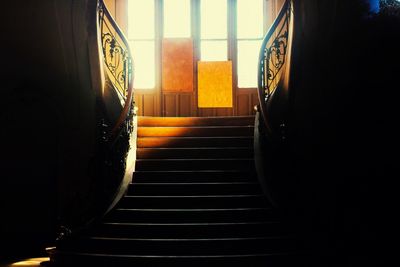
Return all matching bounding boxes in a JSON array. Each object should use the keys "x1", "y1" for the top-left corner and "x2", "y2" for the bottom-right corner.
[
  {"x1": 98, "y1": 0, "x2": 134, "y2": 137},
  {"x1": 257, "y1": 0, "x2": 293, "y2": 124}
]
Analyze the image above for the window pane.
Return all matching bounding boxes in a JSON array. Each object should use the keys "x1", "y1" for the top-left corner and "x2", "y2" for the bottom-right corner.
[
  {"x1": 128, "y1": 0, "x2": 155, "y2": 39},
  {"x1": 237, "y1": 0, "x2": 264, "y2": 39},
  {"x1": 130, "y1": 41, "x2": 155, "y2": 88},
  {"x1": 164, "y1": 0, "x2": 191, "y2": 38},
  {"x1": 200, "y1": 41, "x2": 227, "y2": 61},
  {"x1": 237, "y1": 40, "x2": 262, "y2": 88},
  {"x1": 200, "y1": 0, "x2": 227, "y2": 39}
]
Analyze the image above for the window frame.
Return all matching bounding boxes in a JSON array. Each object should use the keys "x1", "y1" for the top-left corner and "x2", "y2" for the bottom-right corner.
[{"x1": 126, "y1": 0, "x2": 267, "y2": 91}]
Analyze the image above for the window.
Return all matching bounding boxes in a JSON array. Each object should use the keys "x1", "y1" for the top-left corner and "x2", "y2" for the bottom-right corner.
[
  {"x1": 126, "y1": 0, "x2": 266, "y2": 89},
  {"x1": 128, "y1": 0, "x2": 156, "y2": 89},
  {"x1": 237, "y1": 0, "x2": 264, "y2": 88},
  {"x1": 200, "y1": 0, "x2": 228, "y2": 61},
  {"x1": 164, "y1": 0, "x2": 191, "y2": 38}
]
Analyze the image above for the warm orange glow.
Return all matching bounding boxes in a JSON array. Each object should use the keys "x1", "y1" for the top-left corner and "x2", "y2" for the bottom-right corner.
[
  {"x1": 138, "y1": 127, "x2": 195, "y2": 137},
  {"x1": 162, "y1": 38, "x2": 194, "y2": 92},
  {"x1": 9, "y1": 257, "x2": 49, "y2": 266},
  {"x1": 198, "y1": 61, "x2": 233, "y2": 108}
]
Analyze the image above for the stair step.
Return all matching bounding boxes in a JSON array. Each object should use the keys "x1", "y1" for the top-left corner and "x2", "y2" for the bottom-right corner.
[
  {"x1": 105, "y1": 208, "x2": 276, "y2": 223},
  {"x1": 137, "y1": 126, "x2": 254, "y2": 137},
  {"x1": 127, "y1": 182, "x2": 261, "y2": 196},
  {"x1": 54, "y1": 251, "x2": 304, "y2": 267},
  {"x1": 133, "y1": 170, "x2": 257, "y2": 183},
  {"x1": 59, "y1": 236, "x2": 297, "y2": 255},
  {"x1": 53, "y1": 116, "x2": 306, "y2": 266},
  {"x1": 137, "y1": 136, "x2": 253, "y2": 148},
  {"x1": 137, "y1": 147, "x2": 254, "y2": 159},
  {"x1": 138, "y1": 116, "x2": 255, "y2": 127},
  {"x1": 118, "y1": 195, "x2": 268, "y2": 209},
  {"x1": 88, "y1": 221, "x2": 285, "y2": 238},
  {"x1": 135, "y1": 159, "x2": 254, "y2": 171}
]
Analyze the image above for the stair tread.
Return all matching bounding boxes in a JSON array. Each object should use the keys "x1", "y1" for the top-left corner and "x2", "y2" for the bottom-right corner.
[
  {"x1": 86, "y1": 236, "x2": 291, "y2": 241},
  {"x1": 138, "y1": 126, "x2": 254, "y2": 137},
  {"x1": 138, "y1": 116, "x2": 255, "y2": 127},
  {"x1": 130, "y1": 182, "x2": 258, "y2": 185},
  {"x1": 114, "y1": 208, "x2": 271, "y2": 211},
  {"x1": 124, "y1": 194, "x2": 264, "y2": 197},
  {"x1": 101, "y1": 222, "x2": 277, "y2": 226},
  {"x1": 56, "y1": 251, "x2": 292, "y2": 258},
  {"x1": 136, "y1": 158, "x2": 253, "y2": 161}
]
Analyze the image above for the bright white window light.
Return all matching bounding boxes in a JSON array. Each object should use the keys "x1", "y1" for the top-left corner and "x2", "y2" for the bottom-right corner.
[
  {"x1": 128, "y1": 0, "x2": 155, "y2": 89},
  {"x1": 200, "y1": 0, "x2": 228, "y2": 61},
  {"x1": 128, "y1": 0, "x2": 155, "y2": 39},
  {"x1": 130, "y1": 41, "x2": 155, "y2": 89},
  {"x1": 164, "y1": 0, "x2": 191, "y2": 38},
  {"x1": 200, "y1": 0, "x2": 227, "y2": 39},
  {"x1": 237, "y1": 0, "x2": 264, "y2": 39},
  {"x1": 237, "y1": 0, "x2": 264, "y2": 88},
  {"x1": 200, "y1": 41, "x2": 228, "y2": 61},
  {"x1": 237, "y1": 40, "x2": 262, "y2": 88}
]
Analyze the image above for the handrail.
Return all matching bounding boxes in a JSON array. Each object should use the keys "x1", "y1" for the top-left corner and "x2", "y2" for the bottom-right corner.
[
  {"x1": 257, "y1": 0, "x2": 293, "y2": 131},
  {"x1": 98, "y1": 0, "x2": 134, "y2": 137}
]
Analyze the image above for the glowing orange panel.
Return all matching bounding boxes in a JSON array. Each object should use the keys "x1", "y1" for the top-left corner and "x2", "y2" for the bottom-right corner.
[
  {"x1": 162, "y1": 38, "x2": 194, "y2": 92},
  {"x1": 197, "y1": 61, "x2": 233, "y2": 108}
]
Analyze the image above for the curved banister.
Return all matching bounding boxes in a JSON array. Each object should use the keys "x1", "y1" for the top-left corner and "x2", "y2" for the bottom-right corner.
[
  {"x1": 51, "y1": 0, "x2": 137, "y2": 246},
  {"x1": 257, "y1": 0, "x2": 293, "y2": 134},
  {"x1": 98, "y1": 0, "x2": 134, "y2": 138}
]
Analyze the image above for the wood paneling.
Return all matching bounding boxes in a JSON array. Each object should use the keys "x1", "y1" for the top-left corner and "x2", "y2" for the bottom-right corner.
[
  {"x1": 236, "y1": 88, "x2": 258, "y2": 116},
  {"x1": 237, "y1": 94, "x2": 250, "y2": 115},
  {"x1": 162, "y1": 39, "x2": 194, "y2": 92},
  {"x1": 134, "y1": 90, "x2": 160, "y2": 117},
  {"x1": 179, "y1": 94, "x2": 193, "y2": 116},
  {"x1": 143, "y1": 94, "x2": 156, "y2": 116},
  {"x1": 162, "y1": 93, "x2": 194, "y2": 117},
  {"x1": 163, "y1": 94, "x2": 177, "y2": 116}
]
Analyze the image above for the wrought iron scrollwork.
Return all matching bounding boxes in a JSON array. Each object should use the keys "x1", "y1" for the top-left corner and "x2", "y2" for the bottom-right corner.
[
  {"x1": 258, "y1": 0, "x2": 292, "y2": 104},
  {"x1": 98, "y1": 0, "x2": 134, "y2": 138},
  {"x1": 98, "y1": 3, "x2": 131, "y2": 100}
]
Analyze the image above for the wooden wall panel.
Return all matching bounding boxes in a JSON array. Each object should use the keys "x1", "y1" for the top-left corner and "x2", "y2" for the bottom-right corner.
[
  {"x1": 179, "y1": 94, "x2": 193, "y2": 116},
  {"x1": 143, "y1": 94, "x2": 156, "y2": 116},
  {"x1": 133, "y1": 90, "x2": 257, "y2": 119},
  {"x1": 162, "y1": 93, "x2": 194, "y2": 117},
  {"x1": 198, "y1": 108, "x2": 233, "y2": 117},
  {"x1": 162, "y1": 39, "x2": 194, "y2": 92},
  {"x1": 237, "y1": 94, "x2": 250, "y2": 116},
  {"x1": 134, "y1": 93, "x2": 144, "y2": 116},
  {"x1": 163, "y1": 94, "x2": 177, "y2": 117}
]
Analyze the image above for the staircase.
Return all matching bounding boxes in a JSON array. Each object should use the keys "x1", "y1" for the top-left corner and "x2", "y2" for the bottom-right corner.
[{"x1": 54, "y1": 116, "x2": 302, "y2": 266}]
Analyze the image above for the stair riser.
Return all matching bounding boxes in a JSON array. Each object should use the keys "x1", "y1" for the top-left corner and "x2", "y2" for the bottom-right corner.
[
  {"x1": 90, "y1": 223, "x2": 285, "y2": 238},
  {"x1": 138, "y1": 126, "x2": 254, "y2": 137},
  {"x1": 138, "y1": 116, "x2": 255, "y2": 127},
  {"x1": 118, "y1": 196, "x2": 268, "y2": 209},
  {"x1": 133, "y1": 171, "x2": 258, "y2": 183},
  {"x1": 135, "y1": 159, "x2": 255, "y2": 171},
  {"x1": 105, "y1": 209, "x2": 276, "y2": 223},
  {"x1": 60, "y1": 238, "x2": 296, "y2": 255},
  {"x1": 137, "y1": 148, "x2": 254, "y2": 159},
  {"x1": 137, "y1": 137, "x2": 253, "y2": 148},
  {"x1": 127, "y1": 183, "x2": 261, "y2": 196}
]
